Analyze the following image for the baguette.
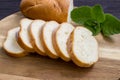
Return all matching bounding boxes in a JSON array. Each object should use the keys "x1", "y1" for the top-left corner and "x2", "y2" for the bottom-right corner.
[
  {"x1": 3, "y1": 27, "x2": 28, "y2": 57},
  {"x1": 30, "y1": 20, "x2": 46, "y2": 56},
  {"x1": 20, "y1": 0, "x2": 74, "y2": 23},
  {"x1": 41, "y1": 21, "x2": 59, "y2": 59},
  {"x1": 67, "y1": 27, "x2": 99, "y2": 67},
  {"x1": 17, "y1": 18, "x2": 34, "y2": 52},
  {"x1": 52, "y1": 23, "x2": 74, "y2": 61}
]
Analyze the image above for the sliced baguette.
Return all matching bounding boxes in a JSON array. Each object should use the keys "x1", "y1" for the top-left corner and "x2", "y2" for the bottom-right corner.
[
  {"x1": 30, "y1": 20, "x2": 46, "y2": 56},
  {"x1": 3, "y1": 27, "x2": 28, "y2": 57},
  {"x1": 67, "y1": 27, "x2": 99, "y2": 67},
  {"x1": 52, "y1": 23, "x2": 74, "y2": 61},
  {"x1": 41, "y1": 21, "x2": 59, "y2": 59},
  {"x1": 17, "y1": 18, "x2": 34, "y2": 52}
]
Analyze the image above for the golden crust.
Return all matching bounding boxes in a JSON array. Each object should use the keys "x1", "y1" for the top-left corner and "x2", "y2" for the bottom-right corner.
[
  {"x1": 3, "y1": 47, "x2": 28, "y2": 58},
  {"x1": 20, "y1": 0, "x2": 70, "y2": 23},
  {"x1": 52, "y1": 26, "x2": 70, "y2": 62}
]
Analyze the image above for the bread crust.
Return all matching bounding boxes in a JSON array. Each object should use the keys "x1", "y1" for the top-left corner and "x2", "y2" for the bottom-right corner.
[
  {"x1": 3, "y1": 47, "x2": 28, "y2": 58},
  {"x1": 29, "y1": 22, "x2": 46, "y2": 56},
  {"x1": 67, "y1": 29, "x2": 98, "y2": 67},
  {"x1": 20, "y1": 0, "x2": 70, "y2": 23},
  {"x1": 52, "y1": 26, "x2": 70, "y2": 62},
  {"x1": 40, "y1": 24, "x2": 58, "y2": 59}
]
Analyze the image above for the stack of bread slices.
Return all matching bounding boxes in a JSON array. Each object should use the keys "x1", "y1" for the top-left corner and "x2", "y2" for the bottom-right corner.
[{"x1": 3, "y1": 18, "x2": 99, "y2": 67}]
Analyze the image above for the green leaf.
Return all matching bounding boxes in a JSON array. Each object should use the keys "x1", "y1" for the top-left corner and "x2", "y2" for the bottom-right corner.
[
  {"x1": 71, "y1": 6, "x2": 92, "y2": 25},
  {"x1": 101, "y1": 14, "x2": 120, "y2": 36},
  {"x1": 70, "y1": 4, "x2": 120, "y2": 36},
  {"x1": 91, "y1": 4, "x2": 105, "y2": 23},
  {"x1": 84, "y1": 19, "x2": 101, "y2": 36}
]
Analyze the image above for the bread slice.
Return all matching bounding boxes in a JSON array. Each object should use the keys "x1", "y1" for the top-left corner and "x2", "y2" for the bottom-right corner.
[
  {"x1": 17, "y1": 18, "x2": 34, "y2": 52},
  {"x1": 41, "y1": 21, "x2": 59, "y2": 59},
  {"x1": 30, "y1": 20, "x2": 46, "y2": 56},
  {"x1": 52, "y1": 23, "x2": 74, "y2": 61},
  {"x1": 67, "y1": 27, "x2": 99, "y2": 67},
  {"x1": 3, "y1": 27, "x2": 28, "y2": 57}
]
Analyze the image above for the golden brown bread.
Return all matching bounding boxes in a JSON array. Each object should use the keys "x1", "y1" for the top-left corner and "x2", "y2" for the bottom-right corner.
[{"x1": 20, "y1": 0, "x2": 71, "y2": 23}]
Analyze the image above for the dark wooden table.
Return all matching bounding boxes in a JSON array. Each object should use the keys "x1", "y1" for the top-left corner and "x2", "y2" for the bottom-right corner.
[{"x1": 0, "y1": 0, "x2": 120, "y2": 20}]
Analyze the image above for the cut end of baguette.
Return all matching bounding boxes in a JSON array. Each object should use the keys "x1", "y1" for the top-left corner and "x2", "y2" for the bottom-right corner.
[
  {"x1": 18, "y1": 18, "x2": 34, "y2": 52},
  {"x1": 3, "y1": 27, "x2": 27, "y2": 57},
  {"x1": 67, "y1": 0, "x2": 74, "y2": 23},
  {"x1": 30, "y1": 20, "x2": 46, "y2": 56},
  {"x1": 41, "y1": 21, "x2": 59, "y2": 59},
  {"x1": 53, "y1": 23, "x2": 74, "y2": 61},
  {"x1": 68, "y1": 27, "x2": 99, "y2": 67}
]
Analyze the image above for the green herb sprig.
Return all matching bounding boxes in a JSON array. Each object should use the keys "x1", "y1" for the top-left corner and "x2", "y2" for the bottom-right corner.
[{"x1": 71, "y1": 4, "x2": 120, "y2": 36}]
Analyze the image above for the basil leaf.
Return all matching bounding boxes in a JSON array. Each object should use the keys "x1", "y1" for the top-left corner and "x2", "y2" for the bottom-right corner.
[
  {"x1": 84, "y1": 19, "x2": 101, "y2": 36},
  {"x1": 101, "y1": 14, "x2": 120, "y2": 36},
  {"x1": 91, "y1": 4, "x2": 105, "y2": 23},
  {"x1": 71, "y1": 6, "x2": 92, "y2": 25},
  {"x1": 71, "y1": 4, "x2": 120, "y2": 36}
]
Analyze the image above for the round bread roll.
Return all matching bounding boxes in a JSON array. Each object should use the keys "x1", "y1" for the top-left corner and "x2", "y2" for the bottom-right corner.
[{"x1": 20, "y1": 0, "x2": 73, "y2": 23}]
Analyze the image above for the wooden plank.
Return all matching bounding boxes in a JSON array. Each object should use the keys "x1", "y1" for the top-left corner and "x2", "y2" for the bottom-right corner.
[
  {"x1": 0, "y1": 12, "x2": 120, "y2": 80},
  {"x1": 0, "y1": 73, "x2": 40, "y2": 80}
]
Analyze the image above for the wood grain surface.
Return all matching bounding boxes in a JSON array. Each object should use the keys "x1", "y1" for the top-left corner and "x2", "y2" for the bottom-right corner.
[{"x1": 0, "y1": 12, "x2": 120, "y2": 80}]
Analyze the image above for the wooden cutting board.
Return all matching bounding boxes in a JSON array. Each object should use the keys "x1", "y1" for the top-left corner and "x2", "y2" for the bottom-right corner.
[{"x1": 0, "y1": 12, "x2": 120, "y2": 80}]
